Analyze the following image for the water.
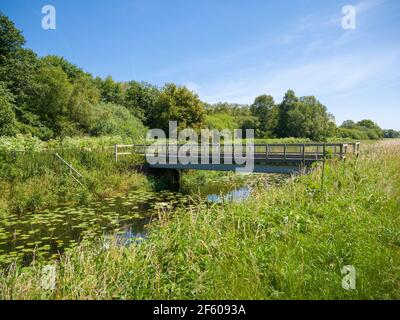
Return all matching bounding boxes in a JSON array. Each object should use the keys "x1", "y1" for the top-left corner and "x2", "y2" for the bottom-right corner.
[
  {"x1": 207, "y1": 186, "x2": 252, "y2": 203},
  {"x1": 0, "y1": 175, "x2": 259, "y2": 266},
  {"x1": 0, "y1": 189, "x2": 189, "y2": 266}
]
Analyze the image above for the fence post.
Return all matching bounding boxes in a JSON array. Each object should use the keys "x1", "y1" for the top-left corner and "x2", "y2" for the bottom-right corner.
[
  {"x1": 114, "y1": 144, "x2": 118, "y2": 162},
  {"x1": 321, "y1": 143, "x2": 326, "y2": 189},
  {"x1": 284, "y1": 144, "x2": 287, "y2": 160}
]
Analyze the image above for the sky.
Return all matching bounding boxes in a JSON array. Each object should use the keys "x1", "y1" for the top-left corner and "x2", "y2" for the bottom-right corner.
[{"x1": 2, "y1": 0, "x2": 400, "y2": 129}]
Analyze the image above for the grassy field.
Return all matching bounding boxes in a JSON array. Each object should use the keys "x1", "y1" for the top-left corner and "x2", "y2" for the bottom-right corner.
[{"x1": 1, "y1": 139, "x2": 399, "y2": 299}]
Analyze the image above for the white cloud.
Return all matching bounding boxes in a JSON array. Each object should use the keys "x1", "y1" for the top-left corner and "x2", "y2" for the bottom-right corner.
[{"x1": 199, "y1": 47, "x2": 400, "y2": 105}]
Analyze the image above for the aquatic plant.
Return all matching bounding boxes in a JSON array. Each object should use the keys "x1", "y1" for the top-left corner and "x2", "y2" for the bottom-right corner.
[{"x1": 1, "y1": 140, "x2": 399, "y2": 299}]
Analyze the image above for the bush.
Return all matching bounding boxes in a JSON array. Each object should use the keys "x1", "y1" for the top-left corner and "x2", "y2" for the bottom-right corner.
[
  {"x1": 0, "y1": 82, "x2": 18, "y2": 136},
  {"x1": 337, "y1": 128, "x2": 369, "y2": 140},
  {"x1": 88, "y1": 103, "x2": 147, "y2": 139}
]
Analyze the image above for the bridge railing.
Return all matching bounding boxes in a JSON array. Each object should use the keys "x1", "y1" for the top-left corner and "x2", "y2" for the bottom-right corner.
[{"x1": 114, "y1": 142, "x2": 360, "y2": 163}]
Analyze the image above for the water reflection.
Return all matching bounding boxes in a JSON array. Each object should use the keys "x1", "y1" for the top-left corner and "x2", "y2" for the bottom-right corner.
[
  {"x1": 207, "y1": 187, "x2": 252, "y2": 203},
  {"x1": 115, "y1": 226, "x2": 146, "y2": 246}
]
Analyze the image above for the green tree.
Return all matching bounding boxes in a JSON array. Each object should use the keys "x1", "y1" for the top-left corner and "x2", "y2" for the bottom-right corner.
[
  {"x1": 41, "y1": 55, "x2": 87, "y2": 80},
  {"x1": 341, "y1": 120, "x2": 357, "y2": 129},
  {"x1": 250, "y1": 94, "x2": 278, "y2": 138},
  {"x1": 276, "y1": 89, "x2": 298, "y2": 137},
  {"x1": 285, "y1": 96, "x2": 335, "y2": 140},
  {"x1": 0, "y1": 82, "x2": 18, "y2": 136},
  {"x1": 356, "y1": 119, "x2": 383, "y2": 138},
  {"x1": 68, "y1": 74, "x2": 100, "y2": 129},
  {"x1": 95, "y1": 76, "x2": 125, "y2": 105},
  {"x1": 382, "y1": 129, "x2": 400, "y2": 138},
  {"x1": 124, "y1": 81, "x2": 160, "y2": 122},
  {"x1": 151, "y1": 83, "x2": 205, "y2": 133},
  {"x1": 30, "y1": 64, "x2": 73, "y2": 134},
  {"x1": 0, "y1": 12, "x2": 25, "y2": 57},
  {"x1": 88, "y1": 103, "x2": 146, "y2": 139},
  {"x1": 0, "y1": 48, "x2": 39, "y2": 112}
]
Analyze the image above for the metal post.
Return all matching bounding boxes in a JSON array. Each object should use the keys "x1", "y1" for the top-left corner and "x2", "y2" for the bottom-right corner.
[
  {"x1": 266, "y1": 144, "x2": 269, "y2": 160},
  {"x1": 114, "y1": 144, "x2": 118, "y2": 162},
  {"x1": 321, "y1": 144, "x2": 326, "y2": 189},
  {"x1": 284, "y1": 144, "x2": 287, "y2": 160}
]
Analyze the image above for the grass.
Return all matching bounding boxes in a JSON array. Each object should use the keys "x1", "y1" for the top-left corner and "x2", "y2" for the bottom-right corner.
[
  {"x1": 0, "y1": 135, "x2": 151, "y2": 216},
  {"x1": 0, "y1": 140, "x2": 399, "y2": 299}
]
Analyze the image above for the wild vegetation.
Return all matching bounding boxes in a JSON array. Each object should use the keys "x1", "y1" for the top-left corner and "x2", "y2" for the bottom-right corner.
[
  {"x1": 1, "y1": 140, "x2": 399, "y2": 299},
  {"x1": 1, "y1": 12, "x2": 399, "y2": 300},
  {"x1": 0, "y1": 141, "x2": 148, "y2": 216}
]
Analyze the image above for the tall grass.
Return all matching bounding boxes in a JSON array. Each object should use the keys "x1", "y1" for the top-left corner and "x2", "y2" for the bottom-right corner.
[
  {"x1": 0, "y1": 136, "x2": 149, "y2": 216},
  {"x1": 1, "y1": 140, "x2": 399, "y2": 299}
]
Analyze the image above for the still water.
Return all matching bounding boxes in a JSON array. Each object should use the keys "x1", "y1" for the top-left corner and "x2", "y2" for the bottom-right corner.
[
  {"x1": 207, "y1": 187, "x2": 251, "y2": 203},
  {"x1": 0, "y1": 183, "x2": 253, "y2": 266}
]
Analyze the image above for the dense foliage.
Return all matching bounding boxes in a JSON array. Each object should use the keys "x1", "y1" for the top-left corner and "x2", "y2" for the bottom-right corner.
[
  {"x1": 0, "y1": 13, "x2": 203, "y2": 141},
  {"x1": 383, "y1": 129, "x2": 400, "y2": 139},
  {"x1": 0, "y1": 13, "x2": 396, "y2": 142},
  {"x1": 205, "y1": 90, "x2": 391, "y2": 141}
]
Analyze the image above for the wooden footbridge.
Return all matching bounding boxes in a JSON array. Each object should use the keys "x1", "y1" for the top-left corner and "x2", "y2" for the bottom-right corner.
[{"x1": 115, "y1": 142, "x2": 360, "y2": 174}]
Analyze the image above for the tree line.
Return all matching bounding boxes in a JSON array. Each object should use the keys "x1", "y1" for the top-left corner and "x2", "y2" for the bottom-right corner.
[{"x1": 0, "y1": 13, "x2": 396, "y2": 142}]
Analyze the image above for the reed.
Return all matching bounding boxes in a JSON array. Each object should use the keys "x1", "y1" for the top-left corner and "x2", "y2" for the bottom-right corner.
[{"x1": 1, "y1": 140, "x2": 399, "y2": 299}]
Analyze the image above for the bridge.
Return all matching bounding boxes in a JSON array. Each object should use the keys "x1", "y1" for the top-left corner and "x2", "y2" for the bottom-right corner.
[{"x1": 114, "y1": 142, "x2": 360, "y2": 174}]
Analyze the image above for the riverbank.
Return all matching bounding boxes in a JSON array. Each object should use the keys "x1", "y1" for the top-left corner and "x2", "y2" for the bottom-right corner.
[
  {"x1": 0, "y1": 149, "x2": 149, "y2": 217},
  {"x1": 1, "y1": 140, "x2": 399, "y2": 299},
  {"x1": 0, "y1": 135, "x2": 333, "y2": 216},
  {"x1": 0, "y1": 137, "x2": 259, "y2": 266}
]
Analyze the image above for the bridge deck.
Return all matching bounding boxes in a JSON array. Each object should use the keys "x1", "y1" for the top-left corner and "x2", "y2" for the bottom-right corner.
[{"x1": 114, "y1": 142, "x2": 360, "y2": 174}]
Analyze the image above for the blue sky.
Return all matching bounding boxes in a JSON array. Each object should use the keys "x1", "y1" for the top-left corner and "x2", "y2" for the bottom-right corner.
[{"x1": 2, "y1": 0, "x2": 400, "y2": 129}]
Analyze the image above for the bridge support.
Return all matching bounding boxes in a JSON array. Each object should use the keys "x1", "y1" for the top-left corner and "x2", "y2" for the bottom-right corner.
[{"x1": 140, "y1": 166, "x2": 181, "y2": 190}]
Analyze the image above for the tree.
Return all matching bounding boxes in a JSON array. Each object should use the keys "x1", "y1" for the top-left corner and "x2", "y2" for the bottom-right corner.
[
  {"x1": 41, "y1": 55, "x2": 87, "y2": 80},
  {"x1": 357, "y1": 119, "x2": 383, "y2": 140},
  {"x1": 276, "y1": 89, "x2": 298, "y2": 137},
  {"x1": 68, "y1": 74, "x2": 100, "y2": 130},
  {"x1": 95, "y1": 76, "x2": 125, "y2": 105},
  {"x1": 88, "y1": 103, "x2": 146, "y2": 139},
  {"x1": 383, "y1": 129, "x2": 400, "y2": 138},
  {"x1": 341, "y1": 120, "x2": 356, "y2": 129},
  {"x1": 0, "y1": 12, "x2": 25, "y2": 58},
  {"x1": 250, "y1": 94, "x2": 278, "y2": 138},
  {"x1": 285, "y1": 96, "x2": 335, "y2": 140},
  {"x1": 124, "y1": 81, "x2": 160, "y2": 122},
  {"x1": 30, "y1": 64, "x2": 73, "y2": 134},
  {"x1": 0, "y1": 48, "x2": 39, "y2": 113},
  {"x1": 0, "y1": 82, "x2": 17, "y2": 136},
  {"x1": 356, "y1": 119, "x2": 383, "y2": 138},
  {"x1": 152, "y1": 83, "x2": 205, "y2": 133}
]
